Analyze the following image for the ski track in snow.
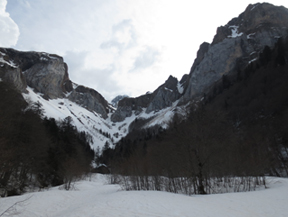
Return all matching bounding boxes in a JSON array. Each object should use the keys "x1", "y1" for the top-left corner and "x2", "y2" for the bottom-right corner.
[{"x1": 1, "y1": 175, "x2": 288, "y2": 217}]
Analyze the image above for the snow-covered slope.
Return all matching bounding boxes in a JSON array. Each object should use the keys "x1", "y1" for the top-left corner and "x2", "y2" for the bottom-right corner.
[
  {"x1": 1, "y1": 175, "x2": 288, "y2": 217},
  {"x1": 23, "y1": 86, "x2": 182, "y2": 150}
]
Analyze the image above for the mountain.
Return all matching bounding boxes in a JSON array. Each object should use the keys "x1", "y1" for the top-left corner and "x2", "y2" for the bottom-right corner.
[
  {"x1": 99, "y1": 3, "x2": 288, "y2": 191},
  {"x1": 0, "y1": 48, "x2": 182, "y2": 149},
  {"x1": 111, "y1": 95, "x2": 129, "y2": 108},
  {"x1": 183, "y1": 3, "x2": 288, "y2": 101},
  {"x1": 1, "y1": 3, "x2": 288, "y2": 151},
  {"x1": 111, "y1": 3, "x2": 288, "y2": 123},
  {"x1": 1, "y1": 2, "x2": 288, "y2": 198},
  {"x1": 0, "y1": 48, "x2": 117, "y2": 149}
]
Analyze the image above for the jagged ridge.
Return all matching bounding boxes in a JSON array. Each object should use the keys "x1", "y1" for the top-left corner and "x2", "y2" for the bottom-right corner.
[{"x1": 1, "y1": 3, "x2": 288, "y2": 149}]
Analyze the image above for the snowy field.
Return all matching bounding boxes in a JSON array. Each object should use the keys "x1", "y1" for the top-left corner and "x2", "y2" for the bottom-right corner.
[{"x1": 1, "y1": 175, "x2": 288, "y2": 217}]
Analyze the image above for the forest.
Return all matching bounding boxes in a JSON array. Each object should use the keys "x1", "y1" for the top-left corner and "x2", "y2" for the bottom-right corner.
[{"x1": 0, "y1": 81, "x2": 94, "y2": 196}]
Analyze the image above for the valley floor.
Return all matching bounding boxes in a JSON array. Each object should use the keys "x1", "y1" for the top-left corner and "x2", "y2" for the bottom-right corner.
[{"x1": 1, "y1": 175, "x2": 288, "y2": 217}]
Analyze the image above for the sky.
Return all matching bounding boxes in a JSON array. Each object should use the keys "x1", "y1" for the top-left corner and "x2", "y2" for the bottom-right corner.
[{"x1": 1, "y1": 0, "x2": 288, "y2": 101}]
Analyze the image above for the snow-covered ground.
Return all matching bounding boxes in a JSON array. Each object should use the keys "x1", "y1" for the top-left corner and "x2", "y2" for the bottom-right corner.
[{"x1": 1, "y1": 175, "x2": 288, "y2": 217}]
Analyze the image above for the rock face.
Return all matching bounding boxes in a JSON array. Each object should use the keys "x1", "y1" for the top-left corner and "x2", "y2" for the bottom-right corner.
[
  {"x1": 0, "y1": 48, "x2": 73, "y2": 97},
  {"x1": 0, "y1": 48, "x2": 27, "y2": 92},
  {"x1": 68, "y1": 85, "x2": 109, "y2": 119},
  {"x1": 111, "y1": 93, "x2": 152, "y2": 122},
  {"x1": 146, "y1": 76, "x2": 181, "y2": 113},
  {"x1": 111, "y1": 95, "x2": 129, "y2": 108},
  {"x1": 183, "y1": 3, "x2": 288, "y2": 101},
  {"x1": 112, "y1": 3, "x2": 288, "y2": 122},
  {"x1": 0, "y1": 48, "x2": 109, "y2": 119},
  {"x1": 24, "y1": 54, "x2": 72, "y2": 99},
  {"x1": 111, "y1": 75, "x2": 185, "y2": 122}
]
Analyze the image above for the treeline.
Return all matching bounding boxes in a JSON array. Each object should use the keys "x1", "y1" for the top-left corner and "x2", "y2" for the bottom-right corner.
[
  {"x1": 99, "y1": 37, "x2": 288, "y2": 195},
  {"x1": 0, "y1": 82, "x2": 94, "y2": 196}
]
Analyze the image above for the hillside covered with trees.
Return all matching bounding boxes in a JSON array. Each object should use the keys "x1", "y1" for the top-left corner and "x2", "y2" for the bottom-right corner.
[{"x1": 0, "y1": 82, "x2": 94, "y2": 196}]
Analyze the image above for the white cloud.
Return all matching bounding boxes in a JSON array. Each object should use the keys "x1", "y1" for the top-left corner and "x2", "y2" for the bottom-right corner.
[
  {"x1": 131, "y1": 46, "x2": 160, "y2": 72},
  {"x1": 64, "y1": 50, "x2": 122, "y2": 101},
  {"x1": 0, "y1": 0, "x2": 19, "y2": 47},
  {"x1": 100, "y1": 19, "x2": 137, "y2": 53}
]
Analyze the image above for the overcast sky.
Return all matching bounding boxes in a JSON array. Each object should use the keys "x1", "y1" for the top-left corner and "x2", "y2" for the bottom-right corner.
[{"x1": 2, "y1": 0, "x2": 288, "y2": 101}]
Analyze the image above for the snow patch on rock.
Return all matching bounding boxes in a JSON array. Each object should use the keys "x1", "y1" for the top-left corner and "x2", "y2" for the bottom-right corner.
[{"x1": 228, "y1": 26, "x2": 243, "y2": 38}]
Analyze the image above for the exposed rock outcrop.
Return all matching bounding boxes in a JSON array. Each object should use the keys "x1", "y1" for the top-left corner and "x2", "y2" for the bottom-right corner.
[
  {"x1": 0, "y1": 48, "x2": 27, "y2": 91},
  {"x1": 0, "y1": 48, "x2": 109, "y2": 119},
  {"x1": 183, "y1": 3, "x2": 288, "y2": 101},
  {"x1": 112, "y1": 3, "x2": 288, "y2": 122},
  {"x1": 24, "y1": 55, "x2": 72, "y2": 99},
  {"x1": 111, "y1": 93, "x2": 152, "y2": 122},
  {"x1": 0, "y1": 48, "x2": 73, "y2": 98},
  {"x1": 111, "y1": 95, "x2": 129, "y2": 108},
  {"x1": 68, "y1": 85, "x2": 109, "y2": 119},
  {"x1": 111, "y1": 75, "x2": 184, "y2": 122},
  {"x1": 146, "y1": 76, "x2": 181, "y2": 113}
]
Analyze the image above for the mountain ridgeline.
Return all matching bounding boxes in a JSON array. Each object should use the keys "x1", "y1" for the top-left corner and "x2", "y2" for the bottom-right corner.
[
  {"x1": 0, "y1": 3, "x2": 288, "y2": 195},
  {"x1": 1, "y1": 3, "x2": 288, "y2": 127}
]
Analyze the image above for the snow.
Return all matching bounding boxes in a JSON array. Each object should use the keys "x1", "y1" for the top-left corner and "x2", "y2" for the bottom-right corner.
[
  {"x1": 247, "y1": 33, "x2": 256, "y2": 39},
  {"x1": 1, "y1": 175, "x2": 288, "y2": 217},
  {"x1": 40, "y1": 57, "x2": 49, "y2": 61},
  {"x1": 228, "y1": 26, "x2": 243, "y2": 38},
  {"x1": 22, "y1": 86, "x2": 188, "y2": 149},
  {"x1": 177, "y1": 82, "x2": 184, "y2": 94},
  {"x1": 249, "y1": 58, "x2": 258, "y2": 64},
  {"x1": 72, "y1": 82, "x2": 79, "y2": 89},
  {"x1": 22, "y1": 87, "x2": 126, "y2": 150},
  {"x1": 0, "y1": 56, "x2": 18, "y2": 68},
  {"x1": 47, "y1": 54, "x2": 59, "y2": 60},
  {"x1": 164, "y1": 87, "x2": 173, "y2": 92},
  {"x1": 23, "y1": 86, "x2": 170, "y2": 150},
  {"x1": 139, "y1": 100, "x2": 187, "y2": 129},
  {"x1": 0, "y1": 50, "x2": 18, "y2": 68}
]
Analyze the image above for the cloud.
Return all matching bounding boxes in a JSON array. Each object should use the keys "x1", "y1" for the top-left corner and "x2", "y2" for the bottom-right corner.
[
  {"x1": 0, "y1": 0, "x2": 19, "y2": 47},
  {"x1": 64, "y1": 50, "x2": 122, "y2": 102},
  {"x1": 6, "y1": 0, "x2": 116, "y2": 54},
  {"x1": 100, "y1": 19, "x2": 137, "y2": 53},
  {"x1": 131, "y1": 46, "x2": 160, "y2": 72}
]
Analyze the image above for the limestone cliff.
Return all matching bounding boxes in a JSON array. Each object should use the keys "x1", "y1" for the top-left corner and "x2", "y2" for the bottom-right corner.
[
  {"x1": 183, "y1": 3, "x2": 288, "y2": 101},
  {"x1": 0, "y1": 48, "x2": 109, "y2": 119},
  {"x1": 111, "y1": 75, "x2": 185, "y2": 122},
  {"x1": 68, "y1": 85, "x2": 109, "y2": 119}
]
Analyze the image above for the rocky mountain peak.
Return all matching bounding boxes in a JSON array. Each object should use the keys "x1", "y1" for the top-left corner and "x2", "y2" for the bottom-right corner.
[
  {"x1": 183, "y1": 3, "x2": 288, "y2": 102},
  {"x1": 111, "y1": 95, "x2": 129, "y2": 108},
  {"x1": 212, "y1": 3, "x2": 288, "y2": 45},
  {"x1": 0, "y1": 48, "x2": 109, "y2": 119},
  {"x1": 0, "y1": 48, "x2": 73, "y2": 99},
  {"x1": 190, "y1": 42, "x2": 210, "y2": 73},
  {"x1": 2, "y1": 3, "x2": 288, "y2": 145},
  {"x1": 68, "y1": 84, "x2": 109, "y2": 119},
  {"x1": 111, "y1": 75, "x2": 183, "y2": 122}
]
